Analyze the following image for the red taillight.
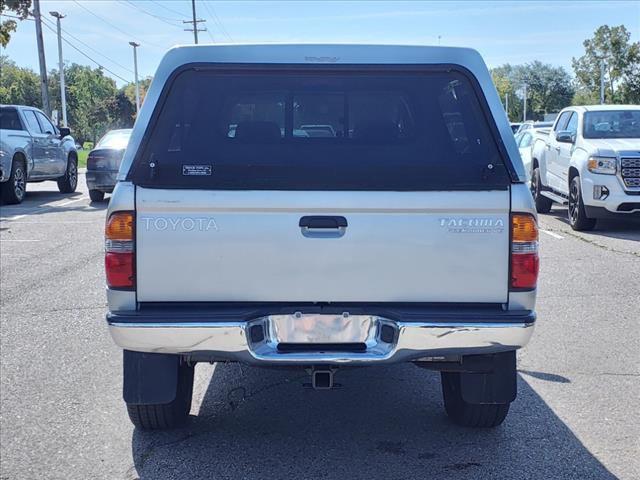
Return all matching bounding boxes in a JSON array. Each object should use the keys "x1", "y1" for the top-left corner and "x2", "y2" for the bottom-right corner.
[
  {"x1": 105, "y1": 252, "x2": 134, "y2": 288},
  {"x1": 511, "y1": 213, "x2": 539, "y2": 290},
  {"x1": 105, "y1": 212, "x2": 134, "y2": 289},
  {"x1": 511, "y1": 252, "x2": 539, "y2": 289}
]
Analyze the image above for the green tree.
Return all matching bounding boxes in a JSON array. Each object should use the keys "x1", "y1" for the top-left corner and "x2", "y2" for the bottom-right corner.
[
  {"x1": 2, "y1": 53, "x2": 140, "y2": 141},
  {"x1": 122, "y1": 77, "x2": 153, "y2": 116},
  {"x1": 491, "y1": 65, "x2": 522, "y2": 122},
  {"x1": 113, "y1": 89, "x2": 136, "y2": 129},
  {"x1": 0, "y1": 0, "x2": 31, "y2": 47},
  {"x1": 0, "y1": 55, "x2": 41, "y2": 106},
  {"x1": 491, "y1": 62, "x2": 574, "y2": 121},
  {"x1": 571, "y1": 88, "x2": 599, "y2": 106},
  {"x1": 572, "y1": 25, "x2": 640, "y2": 103},
  {"x1": 48, "y1": 64, "x2": 119, "y2": 143},
  {"x1": 516, "y1": 61, "x2": 575, "y2": 118}
]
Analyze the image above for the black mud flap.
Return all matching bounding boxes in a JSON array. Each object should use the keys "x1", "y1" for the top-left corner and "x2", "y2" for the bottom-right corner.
[
  {"x1": 123, "y1": 350, "x2": 180, "y2": 405},
  {"x1": 460, "y1": 350, "x2": 517, "y2": 404}
]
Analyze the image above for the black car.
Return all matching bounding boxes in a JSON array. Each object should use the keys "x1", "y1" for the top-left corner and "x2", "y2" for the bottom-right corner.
[{"x1": 86, "y1": 129, "x2": 132, "y2": 202}]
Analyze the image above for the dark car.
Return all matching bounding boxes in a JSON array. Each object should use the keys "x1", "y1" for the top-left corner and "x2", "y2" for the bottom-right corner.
[{"x1": 86, "y1": 129, "x2": 132, "y2": 202}]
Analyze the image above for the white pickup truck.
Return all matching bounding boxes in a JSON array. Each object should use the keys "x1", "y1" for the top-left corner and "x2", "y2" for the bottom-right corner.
[
  {"x1": 105, "y1": 44, "x2": 539, "y2": 430},
  {"x1": 530, "y1": 105, "x2": 640, "y2": 230}
]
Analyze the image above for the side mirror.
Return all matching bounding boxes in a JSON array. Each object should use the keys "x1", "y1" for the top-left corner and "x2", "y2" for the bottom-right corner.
[
  {"x1": 59, "y1": 127, "x2": 71, "y2": 138},
  {"x1": 556, "y1": 130, "x2": 575, "y2": 144}
]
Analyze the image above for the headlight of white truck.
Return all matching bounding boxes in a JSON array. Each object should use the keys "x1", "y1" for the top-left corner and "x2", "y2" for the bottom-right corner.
[{"x1": 587, "y1": 156, "x2": 617, "y2": 175}]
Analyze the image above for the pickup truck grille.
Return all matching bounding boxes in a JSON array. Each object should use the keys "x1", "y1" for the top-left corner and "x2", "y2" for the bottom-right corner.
[{"x1": 621, "y1": 158, "x2": 640, "y2": 188}]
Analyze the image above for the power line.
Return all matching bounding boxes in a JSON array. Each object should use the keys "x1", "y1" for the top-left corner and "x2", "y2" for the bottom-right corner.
[
  {"x1": 204, "y1": 26, "x2": 215, "y2": 44},
  {"x1": 70, "y1": 0, "x2": 164, "y2": 49},
  {"x1": 1, "y1": 13, "x2": 34, "y2": 21},
  {"x1": 40, "y1": 14, "x2": 134, "y2": 74},
  {"x1": 197, "y1": 2, "x2": 216, "y2": 44},
  {"x1": 120, "y1": 0, "x2": 184, "y2": 28},
  {"x1": 203, "y1": 1, "x2": 234, "y2": 42},
  {"x1": 39, "y1": 17, "x2": 131, "y2": 84},
  {"x1": 148, "y1": 0, "x2": 189, "y2": 18},
  {"x1": 200, "y1": 2, "x2": 216, "y2": 43}
]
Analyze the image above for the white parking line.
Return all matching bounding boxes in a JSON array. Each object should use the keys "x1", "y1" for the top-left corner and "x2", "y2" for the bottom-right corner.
[
  {"x1": 5, "y1": 221, "x2": 99, "y2": 224},
  {"x1": 4, "y1": 214, "x2": 28, "y2": 221},
  {"x1": 56, "y1": 197, "x2": 86, "y2": 207},
  {"x1": 540, "y1": 229, "x2": 564, "y2": 239},
  {"x1": 0, "y1": 196, "x2": 87, "y2": 222}
]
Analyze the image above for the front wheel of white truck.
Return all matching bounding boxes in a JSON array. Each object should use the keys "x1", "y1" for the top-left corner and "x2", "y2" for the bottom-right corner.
[
  {"x1": 531, "y1": 167, "x2": 553, "y2": 214},
  {"x1": 568, "y1": 175, "x2": 597, "y2": 231},
  {"x1": 126, "y1": 362, "x2": 194, "y2": 430}
]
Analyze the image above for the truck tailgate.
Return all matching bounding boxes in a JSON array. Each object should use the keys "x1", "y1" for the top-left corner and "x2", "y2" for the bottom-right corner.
[{"x1": 135, "y1": 188, "x2": 509, "y2": 303}]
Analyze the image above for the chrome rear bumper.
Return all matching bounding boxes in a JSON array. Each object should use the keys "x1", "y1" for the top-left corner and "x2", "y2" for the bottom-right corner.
[{"x1": 108, "y1": 311, "x2": 534, "y2": 365}]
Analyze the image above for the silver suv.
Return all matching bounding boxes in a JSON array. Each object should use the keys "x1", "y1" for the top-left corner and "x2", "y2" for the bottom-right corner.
[{"x1": 105, "y1": 45, "x2": 539, "y2": 430}]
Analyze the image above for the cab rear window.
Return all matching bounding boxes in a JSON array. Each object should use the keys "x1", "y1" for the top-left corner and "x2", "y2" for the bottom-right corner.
[
  {"x1": 0, "y1": 108, "x2": 23, "y2": 131},
  {"x1": 129, "y1": 66, "x2": 511, "y2": 190}
]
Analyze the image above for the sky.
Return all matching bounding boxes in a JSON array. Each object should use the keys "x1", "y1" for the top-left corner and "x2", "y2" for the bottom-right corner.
[{"x1": 1, "y1": 0, "x2": 639, "y2": 87}]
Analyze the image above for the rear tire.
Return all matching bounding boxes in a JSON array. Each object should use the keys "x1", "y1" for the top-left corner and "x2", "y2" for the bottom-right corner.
[
  {"x1": 1, "y1": 157, "x2": 27, "y2": 204},
  {"x1": 568, "y1": 176, "x2": 596, "y2": 231},
  {"x1": 126, "y1": 363, "x2": 195, "y2": 430},
  {"x1": 531, "y1": 167, "x2": 552, "y2": 214},
  {"x1": 89, "y1": 189, "x2": 105, "y2": 202},
  {"x1": 441, "y1": 372, "x2": 510, "y2": 428},
  {"x1": 57, "y1": 155, "x2": 78, "y2": 193}
]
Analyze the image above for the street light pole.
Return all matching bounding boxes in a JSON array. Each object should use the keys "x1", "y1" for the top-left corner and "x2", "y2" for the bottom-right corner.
[
  {"x1": 505, "y1": 93, "x2": 509, "y2": 121},
  {"x1": 50, "y1": 11, "x2": 67, "y2": 127},
  {"x1": 129, "y1": 42, "x2": 140, "y2": 114},
  {"x1": 600, "y1": 60, "x2": 606, "y2": 104},
  {"x1": 522, "y1": 83, "x2": 527, "y2": 122}
]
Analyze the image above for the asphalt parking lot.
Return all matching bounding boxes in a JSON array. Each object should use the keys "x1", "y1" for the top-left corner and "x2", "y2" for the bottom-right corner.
[{"x1": 1, "y1": 175, "x2": 638, "y2": 480}]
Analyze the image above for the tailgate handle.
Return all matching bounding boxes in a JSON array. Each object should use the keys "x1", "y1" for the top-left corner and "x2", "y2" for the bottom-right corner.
[{"x1": 299, "y1": 216, "x2": 347, "y2": 238}]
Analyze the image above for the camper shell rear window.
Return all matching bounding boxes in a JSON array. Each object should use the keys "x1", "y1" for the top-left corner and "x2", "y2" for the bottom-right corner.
[{"x1": 128, "y1": 65, "x2": 513, "y2": 190}]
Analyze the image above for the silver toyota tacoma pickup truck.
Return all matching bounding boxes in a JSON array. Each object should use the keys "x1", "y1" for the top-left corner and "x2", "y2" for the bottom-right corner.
[
  {"x1": 105, "y1": 45, "x2": 539, "y2": 430},
  {"x1": 0, "y1": 105, "x2": 78, "y2": 204}
]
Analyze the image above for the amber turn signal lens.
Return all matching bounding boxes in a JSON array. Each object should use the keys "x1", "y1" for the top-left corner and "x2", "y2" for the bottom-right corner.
[
  {"x1": 512, "y1": 213, "x2": 538, "y2": 243},
  {"x1": 106, "y1": 212, "x2": 134, "y2": 241}
]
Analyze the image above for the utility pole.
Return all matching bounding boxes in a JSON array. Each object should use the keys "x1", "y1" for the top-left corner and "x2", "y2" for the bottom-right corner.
[
  {"x1": 33, "y1": 0, "x2": 51, "y2": 116},
  {"x1": 600, "y1": 60, "x2": 606, "y2": 104},
  {"x1": 129, "y1": 42, "x2": 141, "y2": 114},
  {"x1": 505, "y1": 93, "x2": 509, "y2": 121},
  {"x1": 522, "y1": 83, "x2": 527, "y2": 122},
  {"x1": 50, "y1": 11, "x2": 67, "y2": 127},
  {"x1": 183, "y1": 0, "x2": 206, "y2": 44}
]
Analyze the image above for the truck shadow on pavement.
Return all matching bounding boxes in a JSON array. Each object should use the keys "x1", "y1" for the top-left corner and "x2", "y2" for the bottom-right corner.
[
  {"x1": 0, "y1": 191, "x2": 108, "y2": 218},
  {"x1": 130, "y1": 363, "x2": 616, "y2": 479},
  {"x1": 546, "y1": 207, "x2": 640, "y2": 241},
  {"x1": 0, "y1": 189, "x2": 82, "y2": 208}
]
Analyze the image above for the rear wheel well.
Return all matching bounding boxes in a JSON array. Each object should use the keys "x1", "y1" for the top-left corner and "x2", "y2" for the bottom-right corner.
[{"x1": 13, "y1": 152, "x2": 27, "y2": 167}]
